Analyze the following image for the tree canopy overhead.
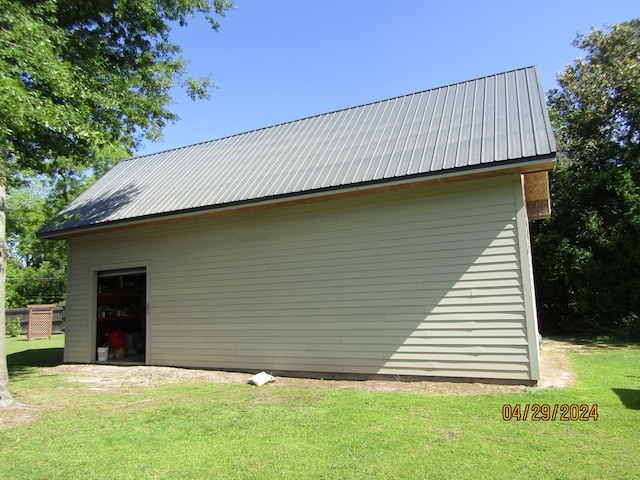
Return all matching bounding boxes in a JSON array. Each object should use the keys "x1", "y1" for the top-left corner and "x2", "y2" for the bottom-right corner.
[
  {"x1": 533, "y1": 19, "x2": 640, "y2": 338},
  {"x1": 0, "y1": 0, "x2": 234, "y2": 407},
  {"x1": 1, "y1": 0, "x2": 234, "y2": 178}
]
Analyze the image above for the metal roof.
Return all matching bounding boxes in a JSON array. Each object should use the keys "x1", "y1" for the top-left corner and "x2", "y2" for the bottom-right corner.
[{"x1": 39, "y1": 66, "x2": 556, "y2": 238}]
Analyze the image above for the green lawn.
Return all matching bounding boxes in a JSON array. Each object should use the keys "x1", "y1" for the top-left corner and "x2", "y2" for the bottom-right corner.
[{"x1": 1, "y1": 335, "x2": 639, "y2": 479}]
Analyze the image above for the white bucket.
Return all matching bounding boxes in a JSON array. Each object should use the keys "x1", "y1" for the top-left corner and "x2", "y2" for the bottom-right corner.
[{"x1": 97, "y1": 347, "x2": 109, "y2": 362}]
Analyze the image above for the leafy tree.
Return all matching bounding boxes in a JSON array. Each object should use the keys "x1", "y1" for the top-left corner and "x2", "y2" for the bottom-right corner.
[
  {"x1": 532, "y1": 19, "x2": 640, "y2": 338},
  {"x1": 6, "y1": 177, "x2": 69, "y2": 308},
  {"x1": 0, "y1": 0, "x2": 234, "y2": 407}
]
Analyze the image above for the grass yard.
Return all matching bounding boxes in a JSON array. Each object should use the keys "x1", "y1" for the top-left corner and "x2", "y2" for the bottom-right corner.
[{"x1": 1, "y1": 335, "x2": 639, "y2": 479}]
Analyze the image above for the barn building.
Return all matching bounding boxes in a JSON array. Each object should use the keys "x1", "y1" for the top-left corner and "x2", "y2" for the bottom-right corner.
[{"x1": 39, "y1": 66, "x2": 556, "y2": 384}]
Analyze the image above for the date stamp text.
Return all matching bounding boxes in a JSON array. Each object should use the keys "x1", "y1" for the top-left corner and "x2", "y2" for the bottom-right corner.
[{"x1": 502, "y1": 404, "x2": 598, "y2": 421}]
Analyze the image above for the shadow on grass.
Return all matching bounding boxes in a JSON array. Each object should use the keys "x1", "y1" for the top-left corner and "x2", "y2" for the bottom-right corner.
[
  {"x1": 612, "y1": 388, "x2": 640, "y2": 410},
  {"x1": 545, "y1": 336, "x2": 640, "y2": 349},
  {"x1": 7, "y1": 348, "x2": 64, "y2": 379}
]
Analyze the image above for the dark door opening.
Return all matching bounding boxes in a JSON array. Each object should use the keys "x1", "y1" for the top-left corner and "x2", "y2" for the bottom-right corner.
[{"x1": 96, "y1": 268, "x2": 146, "y2": 363}]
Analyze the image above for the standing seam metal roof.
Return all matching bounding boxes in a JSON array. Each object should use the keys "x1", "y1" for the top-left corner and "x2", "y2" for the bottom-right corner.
[{"x1": 39, "y1": 66, "x2": 556, "y2": 237}]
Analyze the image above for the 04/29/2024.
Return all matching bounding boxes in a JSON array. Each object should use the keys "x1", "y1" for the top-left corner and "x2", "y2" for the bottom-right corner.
[{"x1": 502, "y1": 404, "x2": 598, "y2": 421}]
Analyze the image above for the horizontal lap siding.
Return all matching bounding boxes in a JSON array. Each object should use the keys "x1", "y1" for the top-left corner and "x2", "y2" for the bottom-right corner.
[
  {"x1": 66, "y1": 175, "x2": 536, "y2": 380},
  {"x1": 63, "y1": 243, "x2": 93, "y2": 362}
]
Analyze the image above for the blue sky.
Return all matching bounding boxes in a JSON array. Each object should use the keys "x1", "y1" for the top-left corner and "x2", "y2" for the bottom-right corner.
[{"x1": 138, "y1": 0, "x2": 638, "y2": 155}]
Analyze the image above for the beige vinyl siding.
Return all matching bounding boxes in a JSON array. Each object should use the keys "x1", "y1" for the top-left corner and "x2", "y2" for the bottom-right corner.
[
  {"x1": 65, "y1": 175, "x2": 539, "y2": 381},
  {"x1": 63, "y1": 242, "x2": 94, "y2": 363}
]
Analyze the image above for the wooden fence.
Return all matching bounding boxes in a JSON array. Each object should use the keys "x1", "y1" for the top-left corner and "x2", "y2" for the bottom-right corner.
[{"x1": 6, "y1": 307, "x2": 65, "y2": 335}]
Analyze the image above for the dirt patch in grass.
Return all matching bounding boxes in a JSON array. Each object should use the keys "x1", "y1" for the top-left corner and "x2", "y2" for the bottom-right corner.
[
  {"x1": 45, "y1": 338, "x2": 579, "y2": 393},
  {"x1": 535, "y1": 338, "x2": 578, "y2": 389},
  {"x1": 1, "y1": 338, "x2": 578, "y2": 430}
]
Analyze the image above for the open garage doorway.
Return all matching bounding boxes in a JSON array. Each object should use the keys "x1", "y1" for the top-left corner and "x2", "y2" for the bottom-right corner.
[{"x1": 96, "y1": 268, "x2": 146, "y2": 363}]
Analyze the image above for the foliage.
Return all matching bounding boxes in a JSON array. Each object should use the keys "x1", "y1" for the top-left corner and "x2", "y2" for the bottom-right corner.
[
  {"x1": 1, "y1": 336, "x2": 639, "y2": 479},
  {"x1": 6, "y1": 177, "x2": 70, "y2": 307},
  {"x1": 6, "y1": 259, "x2": 66, "y2": 308},
  {"x1": 0, "y1": 0, "x2": 234, "y2": 174},
  {"x1": 5, "y1": 319, "x2": 20, "y2": 337},
  {"x1": 533, "y1": 19, "x2": 640, "y2": 338}
]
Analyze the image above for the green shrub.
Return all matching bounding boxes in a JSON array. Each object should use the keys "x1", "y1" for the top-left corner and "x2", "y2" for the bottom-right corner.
[
  {"x1": 6, "y1": 319, "x2": 22, "y2": 337},
  {"x1": 612, "y1": 314, "x2": 640, "y2": 340}
]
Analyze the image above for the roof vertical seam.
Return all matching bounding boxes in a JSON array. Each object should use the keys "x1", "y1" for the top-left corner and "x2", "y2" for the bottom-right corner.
[{"x1": 383, "y1": 93, "x2": 419, "y2": 178}]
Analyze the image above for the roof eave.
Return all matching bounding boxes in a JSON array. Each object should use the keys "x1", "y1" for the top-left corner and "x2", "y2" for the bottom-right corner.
[{"x1": 38, "y1": 154, "x2": 556, "y2": 240}]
